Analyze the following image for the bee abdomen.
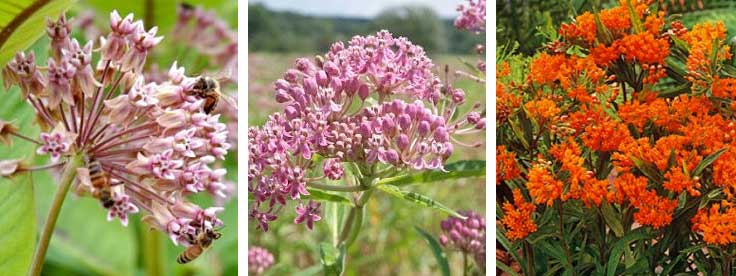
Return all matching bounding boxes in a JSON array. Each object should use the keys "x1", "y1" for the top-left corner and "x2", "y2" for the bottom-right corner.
[{"x1": 177, "y1": 246, "x2": 203, "y2": 264}]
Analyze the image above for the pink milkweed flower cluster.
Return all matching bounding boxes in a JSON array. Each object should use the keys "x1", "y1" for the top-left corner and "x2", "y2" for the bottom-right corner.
[
  {"x1": 248, "y1": 30, "x2": 486, "y2": 232},
  {"x1": 248, "y1": 246, "x2": 275, "y2": 275},
  {"x1": 172, "y1": 3, "x2": 237, "y2": 82},
  {"x1": 455, "y1": 0, "x2": 487, "y2": 76},
  {"x1": 2, "y1": 12, "x2": 230, "y2": 248},
  {"x1": 439, "y1": 211, "x2": 486, "y2": 270},
  {"x1": 454, "y1": 0, "x2": 486, "y2": 33}
]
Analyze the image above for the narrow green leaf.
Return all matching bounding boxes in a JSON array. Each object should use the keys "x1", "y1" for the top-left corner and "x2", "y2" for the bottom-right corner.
[
  {"x1": 376, "y1": 160, "x2": 485, "y2": 187},
  {"x1": 376, "y1": 185, "x2": 465, "y2": 219},
  {"x1": 630, "y1": 156, "x2": 663, "y2": 183},
  {"x1": 606, "y1": 229, "x2": 651, "y2": 276},
  {"x1": 0, "y1": 0, "x2": 76, "y2": 66},
  {"x1": 600, "y1": 202, "x2": 624, "y2": 238},
  {"x1": 497, "y1": 260, "x2": 521, "y2": 276},
  {"x1": 692, "y1": 148, "x2": 728, "y2": 177},
  {"x1": 414, "y1": 226, "x2": 450, "y2": 276},
  {"x1": 304, "y1": 188, "x2": 352, "y2": 205}
]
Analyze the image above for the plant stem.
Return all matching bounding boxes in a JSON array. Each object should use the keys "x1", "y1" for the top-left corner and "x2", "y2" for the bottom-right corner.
[
  {"x1": 28, "y1": 154, "x2": 84, "y2": 276},
  {"x1": 557, "y1": 201, "x2": 576, "y2": 276},
  {"x1": 142, "y1": 229, "x2": 164, "y2": 276},
  {"x1": 462, "y1": 253, "x2": 468, "y2": 276},
  {"x1": 724, "y1": 250, "x2": 732, "y2": 276},
  {"x1": 308, "y1": 182, "x2": 369, "y2": 192},
  {"x1": 524, "y1": 241, "x2": 535, "y2": 276}
]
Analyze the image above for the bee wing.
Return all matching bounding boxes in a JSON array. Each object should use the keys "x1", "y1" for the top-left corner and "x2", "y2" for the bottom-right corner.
[
  {"x1": 210, "y1": 69, "x2": 234, "y2": 84},
  {"x1": 220, "y1": 92, "x2": 238, "y2": 110}
]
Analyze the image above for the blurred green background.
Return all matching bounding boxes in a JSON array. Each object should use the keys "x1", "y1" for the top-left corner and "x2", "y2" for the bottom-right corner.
[
  {"x1": 248, "y1": 1, "x2": 486, "y2": 275},
  {"x1": 0, "y1": 0, "x2": 238, "y2": 275}
]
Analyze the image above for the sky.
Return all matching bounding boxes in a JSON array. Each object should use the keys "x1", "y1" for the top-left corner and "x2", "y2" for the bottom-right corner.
[{"x1": 248, "y1": 0, "x2": 465, "y2": 19}]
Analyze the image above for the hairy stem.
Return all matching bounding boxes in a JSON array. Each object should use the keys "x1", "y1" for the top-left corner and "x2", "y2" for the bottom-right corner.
[
  {"x1": 28, "y1": 154, "x2": 84, "y2": 276},
  {"x1": 462, "y1": 253, "x2": 468, "y2": 276}
]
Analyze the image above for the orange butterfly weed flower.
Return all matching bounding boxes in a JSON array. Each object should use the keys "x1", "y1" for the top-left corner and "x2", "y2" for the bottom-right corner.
[
  {"x1": 497, "y1": 145, "x2": 521, "y2": 185},
  {"x1": 526, "y1": 164, "x2": 563, "y2": 206},
  {"x1": 582, "y1": 119, "x2": 631, "y2": 152},
  {"x1": 590, "y1": 44, "x2": 620, "y2": 67},
  {"x1": 559, "y1": 12, "x2": 597, "y2": 44},
  {"x1": 712, "y1": 77, "x2": 736, "y2": 99},
  {"x1": 600, "y1": 6, "x2": 632, "y2": 35},
  {"x1": 631, "y1": 190, "x2": 678, "y2": 229},
  {"x1": 692, "y1": 201, "x2": 736, "y2": 245},
  {"x1": 683, "y1": 21, "x2": 731, "y2": 88},
  {"x1": 549, "y1": 139, "x2": 609, "y2": 206},
  {"x1": 524, "y1": 98, "x2": 560, "y2": 125},
  {"x1": 712, "y1": 148, "x2": 736, "y2": 199},
  {"x1": 615, "y1": 32, "x2": 670, "y2": 65},
  {"x1": 501, "y1": 189, "x2": 538, "y2": 241},
  {"x1": 643, "y1": 11, "x2": 665, "y2": 35},
  {"x1": 663, "y1": 166, "x2": 701, "y2": 196}
]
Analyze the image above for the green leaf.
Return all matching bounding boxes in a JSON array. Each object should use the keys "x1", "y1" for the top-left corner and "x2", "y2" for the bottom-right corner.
[
  {"x1": 0, "y1": 0, "x2": 76, "y2": 66},
  {"x1": 414, "y1": 226, "x2": 450, "y2": 276},
  {"x1": 0, "y1": 174, "x2": 36, "y2": 274},
  {"x1": 692, "y1": 148, "x2": 728, "y2": 177},
  {"x1": 497, "y1": 260, "x2": 521, "y2": 276},
  {"x1": 630, "y1": 156, "x2": 663, "y2": 183},
  {"x1": 376, "y1": 185, "x2": 465, "y2": 219},
  {"x1": 606, "y1": 229, "x2": 651, "y2": 276},
  {"x1": 304, "y1": 188, "x2": 352, "y2": 205},
  {"x1": 0, "y1": 77, "x2": 42, "y2": 275},
  {"x1": 600, "y1": 202, "x2": 624, "y2": 238},
  {"x1": 376, "y1": 160, "x2": 485, "y2": 187},
  {"x1": 319, "y1": 242, "x2": 343, "y2": 276}
]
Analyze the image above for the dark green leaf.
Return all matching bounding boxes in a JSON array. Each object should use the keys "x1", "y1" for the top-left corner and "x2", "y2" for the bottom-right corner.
[
  {"x1": 414, "y1": 226, "x2": 450, "y2": 276},
  {"x1": 692, "y1": 148, "x2": 728, "y2": 177},
  {"x1": 630, "y1": 156, "x2": 663, "y2": 183},
  {"x1": 606, "y1": 229, "x2": 651, "y2": 276},
  {"x1": 497, "y1": 260, "x2": 521, "y2": 276},
  {"x1": 376, "y1": 160, "x2": 485, "y2": 187},
  {"x1": 600, "y1": 202, "x2": 624, "y2": 238}
]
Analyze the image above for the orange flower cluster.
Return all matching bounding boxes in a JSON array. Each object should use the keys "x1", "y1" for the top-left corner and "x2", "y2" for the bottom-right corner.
[
  {"x1": 609, "y1": 173, "x2": 678, "y2": 228},
  {"x1": 692, "y1": 201, "x2": 736, "y2": 245},
  {"x1": 549, "y1": 139, "x2": 609, "y2": 206},
  {"x1": 497, "y1": 146, "x2": 521, "y2": 185},
  {"x1": 682, "y1": 22, "x2": 731, "y2": 88},
  {"x1": 501, "y1": 189, "x2": 538, "y2": 241},
  {"x1": 524, "y1": 98, "x2": 560, "y2": 125},
  {"x1": 529, "y1": 53, "x2": 605, "y2": 89},
  {"x1": 526, "y1": 164, "x2": 563, "y2": 206}
]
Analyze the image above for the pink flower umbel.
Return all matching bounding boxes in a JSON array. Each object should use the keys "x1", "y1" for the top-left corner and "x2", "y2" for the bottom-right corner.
[
  {"x1": 439, "y1": 211, "x2": 486, "y2": 270},
  {"x1": 454, "y1": 0, "x2": 486, "y2": 33},
  {"x1": 2, "y1": 11, "x2": 232, "y2": 252},
  {"x1": 249, "y1": 30, "x2": 485, "y2": 231},
  {"x1": 248, "y1": 246, "x2": 275, "y2": 275}
]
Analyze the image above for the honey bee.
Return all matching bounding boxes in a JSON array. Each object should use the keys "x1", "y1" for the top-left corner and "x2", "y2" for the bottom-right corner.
[
  {"x1": 176, "y1": 228, "x2": 222, "y2": 264},
  {"x1": 87, "y1": 157, "x2": 114, "y2": 208},
  {"x1": 189, "y1": 75, "x2": 237, "y2": 114}
]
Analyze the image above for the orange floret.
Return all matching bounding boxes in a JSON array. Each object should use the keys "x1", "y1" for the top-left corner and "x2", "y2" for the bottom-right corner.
[
  {"x1": 526, "y1": 165, "x2": 564, "y2": 206},
  {"x1": 632, "y1": 190, "x2": 678, "y2": 229},
  {"x1": 501, "y1": 189, "x2": 538, "y2": 241},
  {"x1": 614, "y1": 32, "x2": 670, "y2": 65},
  {"x1": 524, "y1": 98, "x2": 560, "y2": 125},
  {"x1": 581, "y1": 119, "x2": 631, "y2": 152},
  {"x1": 692, "y1": 201, "x2": 736, "y2": 245},
  {"x1": 497, "y1": 146, "x2": 521, "y2": 185},
  {"x1": 663, "y1": 166, "x2": 701, "y2": 196},
  {"x1": 559, "y1": 12, "x2": 597, "y2": 44},
  {"x1": 712, "y1": 77, "x2": 736, "y2": 99}
]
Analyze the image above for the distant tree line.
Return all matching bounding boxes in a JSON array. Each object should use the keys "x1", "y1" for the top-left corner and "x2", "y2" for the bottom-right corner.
[{"x1": 248, "y1": 3, "x2": 484, "y2": 55}]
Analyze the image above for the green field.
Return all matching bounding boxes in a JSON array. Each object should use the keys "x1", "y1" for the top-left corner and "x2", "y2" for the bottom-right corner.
[{"x1": 247, "y1": 52, "x2": 486, "y2": 275}]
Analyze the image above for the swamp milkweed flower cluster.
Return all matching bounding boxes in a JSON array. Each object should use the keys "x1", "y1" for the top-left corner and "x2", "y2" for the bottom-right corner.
[
  {"x1": 2, "y1": 11, "x2": 230, "y2": 252},
  {"x1": 248, "y1": 246, "x2": 275, "y2": 275},
  {"x1": 439, "y1": 211, "x2": 486, "y2": 270},
  {"x1": 248, "y1": 30, "x2": 485, "y2": 232},
  {"x1": 497, "y1": 0, "x2": 736, "y2": 274}
]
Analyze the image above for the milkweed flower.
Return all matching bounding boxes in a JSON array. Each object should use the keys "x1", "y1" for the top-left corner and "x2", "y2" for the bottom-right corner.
[
  {"x1": 501, "y1": 190, "x2": 537, "y2": 241},
  {"x1": 439, "y1": 210, "x2": 486, "y2": 269},
  {"x1": 693, "y1": 201, "x2": 736, "y2": 245},
  {"x1": 249, "y1": 30, "x2": 485, "y2": 231},
  {"x1": 248, "y1": 246, "x2": 275, "y2": 275},
  {"x1": 454, "y1": 0, "x2": 485, "y2": 33},
  {"x1": 2, "y1": 12, "x2": 230, "y2": 249}
]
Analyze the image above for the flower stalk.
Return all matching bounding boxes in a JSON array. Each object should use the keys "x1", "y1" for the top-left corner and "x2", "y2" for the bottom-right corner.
[{"x1": 29, "y1": 153, "x2": 84, "y2": 276}]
